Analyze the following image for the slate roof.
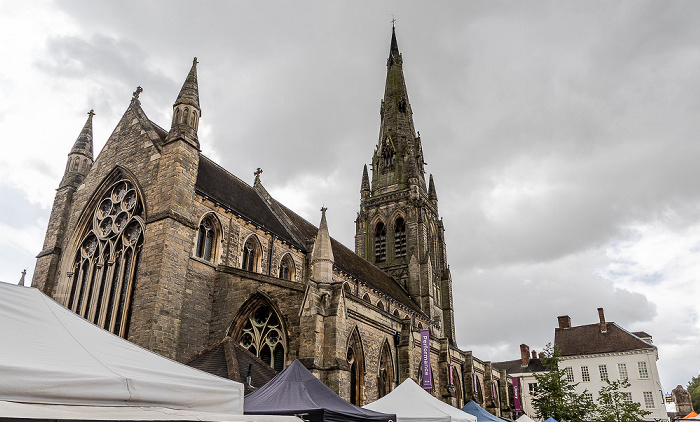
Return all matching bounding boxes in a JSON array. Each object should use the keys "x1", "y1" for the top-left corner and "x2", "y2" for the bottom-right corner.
[
  {"x1": 194, "y1": 154, "x2": 423, "y2": 315},
  {"x1": 185, "y1": 337, "x2": 277, "y2": 395},
  {"x1": 555, "y1": 322, "x2": 655, "y2": 357},
  {"x1": 492, "y1": 358, "x2": 546, "y2": 375}
]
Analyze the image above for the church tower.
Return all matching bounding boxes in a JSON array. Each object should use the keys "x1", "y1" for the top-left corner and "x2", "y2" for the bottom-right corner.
[{"x1": 355, "y1": 27, "x2": 456, "y2": 343}]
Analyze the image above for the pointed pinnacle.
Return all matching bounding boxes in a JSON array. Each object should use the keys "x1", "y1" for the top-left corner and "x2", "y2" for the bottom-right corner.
[
  {"x1": 174, "y1": 57, "x2": 200, "y2": 110},
  {"x1": 390, "y1": 25, "x2": 400, "y2": 55},
  {"x1": 361, "y1": 164, "x2": 370, "y2": 192},
  {"x1": 70, "y1": 110, "x2": 94, "y2": 159},
  {"x1": 429, "y1": 174, "x2": 438, "y2": 201}
]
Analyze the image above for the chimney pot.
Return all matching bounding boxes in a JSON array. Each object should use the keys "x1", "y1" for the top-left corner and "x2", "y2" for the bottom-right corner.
[
  {"x1": 598, "y1": 307, "x2": 607, "y2": 332},
  {"x1": 532, "y1": 351, "x2": 537, "y2": 359},
  {"x1": 538, "y1": 352, "x2": 544, "y2": 359},
  {"x1": 558, "y1": 315, "x2": 571, "y2": 329},
  {"x1": 520, "y1": 344, "x2": 530, "y2": 367}
]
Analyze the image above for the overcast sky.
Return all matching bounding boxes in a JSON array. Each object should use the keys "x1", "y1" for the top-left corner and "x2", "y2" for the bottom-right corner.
[{"x1": 2, "y1": 0, "x2": 700, "y2": 395}]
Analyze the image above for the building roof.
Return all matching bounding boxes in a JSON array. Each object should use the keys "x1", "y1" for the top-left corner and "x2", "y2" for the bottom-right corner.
[
  {"x1": 194, "y1": 154, "x2": 424, "y2": 315},
  {"x1": 185, "y1": 337, "x2": 277, "y2": 395},
  {"x1": 555, "y1": 322, "x2": 655, "y2": 357},
  {"x1": 492, "y1": 358, "x2": 546, "y2": 375}
]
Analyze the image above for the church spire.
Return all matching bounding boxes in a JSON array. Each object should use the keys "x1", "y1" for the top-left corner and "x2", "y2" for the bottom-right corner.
[
  {"x1": 166, "y1": 57, "x2": 201, "y2": 147},
  {"x1": 361, "y1": 164, "x2": 370, "y2": 198},
  {"x1": 372, "y1": 26, "x2": 426, "y2": 194},
  {"x1": 310, "y1": 207, "x2": 334, "y2": 283},
  {"x1": 59, "y1": 110, "x2": 94, "y2": 188},
  {"x1": 428, "y1": 174, "x2": 437, "y2": 202}
]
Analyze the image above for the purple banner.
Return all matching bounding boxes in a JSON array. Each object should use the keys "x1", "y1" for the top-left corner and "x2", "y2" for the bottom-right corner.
[
  {"x1": 420, "y1": 329, "x2": 432, "y2": 390},
  {"x1": 473, "y1": 373, "x2": 478, "y2": 393},
  {"x1": 449, "y1": 364, "x2": 454, "y2": 385},
  {"x1": 512, "y1": 377, "x2": 522, "y2": 413}
]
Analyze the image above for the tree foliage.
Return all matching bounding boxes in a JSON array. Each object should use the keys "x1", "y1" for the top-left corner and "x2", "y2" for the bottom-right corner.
[
  {"x1": 688, "y1": 374, "x2": 700, "y2": 413},
  {"x1": 595, "y1": 378, "x2": 650, "y2": 422},
  {"x1": 531, "y1": 343, "x2": 595, "y2": 422}
]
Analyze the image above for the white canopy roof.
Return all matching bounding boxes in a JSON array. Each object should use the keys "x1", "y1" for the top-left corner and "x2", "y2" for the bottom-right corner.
[
  {"x1": 0, "y1": 282, "x2": 298, "y2": 422},
  {"x1": 363, "y1": 379, "x2": 478, "y2": 422},
  {"x1": 516, "y1": 414, "x2": 537, "y2": 422}
]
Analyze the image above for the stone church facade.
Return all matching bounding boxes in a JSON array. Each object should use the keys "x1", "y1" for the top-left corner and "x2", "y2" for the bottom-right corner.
[{"x1": 33, "y1": 28, "x2": 512, "y2": 415}]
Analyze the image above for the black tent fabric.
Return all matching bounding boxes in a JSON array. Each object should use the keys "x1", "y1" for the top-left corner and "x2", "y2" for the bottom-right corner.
[{"x1": 244, "y1": 360, "x2": 396, "y2": 422}]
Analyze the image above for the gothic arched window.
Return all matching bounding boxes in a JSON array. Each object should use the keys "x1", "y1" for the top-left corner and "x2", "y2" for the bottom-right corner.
[
  {"x1": 195, "y1": 215, "x2": 218, "y2": 262},
  {"x1": 378, "y1": 340, "x2": 394, "y2": 398},
  {"x1": 394, "y1": 217, "x2": 406, "y2": 258},
  {"x1": 242, "y1": 236, "x2": 261, "y2": 272},
  {"x1": 237, "y1": 304, "x2": 286, "y2": 372},
  {"x1": 278, "y1": 254, "x2": 295, "y2": 280},
  {"x1": 67, "y1": 179, "x2": 144, "y2": 338},
  {"x1": 347, "y1": 328, "x2": 365, "y2": 405},
  {"x1": 374, "y1": 222, "x2": 386, "y2": 263}
]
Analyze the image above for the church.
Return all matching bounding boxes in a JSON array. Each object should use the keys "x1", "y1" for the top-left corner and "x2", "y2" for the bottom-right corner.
[{"x1": 32, "y1": 27, "x2": 512, "y2": 415}]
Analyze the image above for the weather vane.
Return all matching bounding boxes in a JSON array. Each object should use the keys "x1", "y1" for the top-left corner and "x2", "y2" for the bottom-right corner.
[{"x1": 391, "y1": 14, "x2": 396, "y2": 27}]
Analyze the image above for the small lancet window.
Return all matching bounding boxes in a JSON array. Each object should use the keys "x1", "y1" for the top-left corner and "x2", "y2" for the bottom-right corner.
[
  {"x1": 242, "y1": 237, "x2": 260, "y2": 272},
  {"x1": 374, "y1": 222, "x2": 387, "y2": 262},
  {"x1": 394, "y1": 217, "x2": 406, "y2": 258},
  {"x1": 278, "y1": 254, "x2": 294, "y2": 280},
  {"x1": 195, "y1": 217, "x2": 217, "y2": 262}
]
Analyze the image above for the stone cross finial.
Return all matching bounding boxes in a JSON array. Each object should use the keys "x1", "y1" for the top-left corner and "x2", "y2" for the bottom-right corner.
[
  {"x1": 391, "y1": 14, "x2": 396, "y2": 27},
  {"x1": 18, "y1": 269, "x2": 26, "y2": 287},
  {"x1": 254, "y1": 167, "x2": 263, "y2": 183},
  {"x1": 88, "y1": 109, "x2": 95, "y2": 117},
  {"x1": 321, "y1": 206, "x2": 327, "y2": 215},
  {"x1": 193, "y1": 57, "x2": 199, "y2": 65},
  {"x1": 132, "y1": 86, "x2": 143, "y2": 100}
]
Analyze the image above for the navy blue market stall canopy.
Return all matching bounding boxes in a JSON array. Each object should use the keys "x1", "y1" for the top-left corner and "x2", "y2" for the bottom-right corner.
[
  {"x1": 244, "y1": 359, "x2": 396, "y2": 422},
  {"x1": 461, "y1": 401, "x2": 510, "y2": 422}
]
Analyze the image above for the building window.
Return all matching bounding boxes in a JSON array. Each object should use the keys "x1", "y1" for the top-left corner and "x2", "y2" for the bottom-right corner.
[
  {"x1": 394, "y1": 217, "x2": 406, "y2": 258},
  {"x1": 565, "y1": 367, "x2": 574, "y2": 383},
  {"x1": 374, "y1": 222, "x2": 387, "y2": 262},
  {"x1": 623, "y1": 392, "x2": 633, "y2": 403},
  {"x1": 599, "y1": 364, "x2": 609, "y2": 381},
  {"x1": 378, "y1": 341, "x2": 393, "y2": 399},
  {"x1": 242, "y1": 236, "x2": 261, "y2": 272},
  {"x1": 643, "y1": 391, "x2": 655, "y2": 408},
  {"x1": 528, "y1": 383, "x2": 537, "y2": 394},
  {"x1": 638, "y1": 361, "x2": 649, "y2": 379},
  {"x1": 238, "y1": 304, "x2": 286, "y2": 372},
  {"x1": 67, "y1": 179, "x2": 144, "y2": 339},
  {"x1": 581, "y1": 366, "x2": 591, "y2": 382},
  {"x1": 278, "y1": 254, "x2": 295, "y2": 280},
  {"x1": 195, "y1": 216, "x2": 218, "y2": 262},
  {"x1": 618, "y1": 363, "x2": 628, "y2": 380},
  {"x1": 382, "y1": 137, "x2": 395, "y2": 170},
  {"x1": 584, "y1": 393, "x2": 594, "y2": 402},
  {"x1": 347, "y1": 328, "x2": 365, "y2": 405}
]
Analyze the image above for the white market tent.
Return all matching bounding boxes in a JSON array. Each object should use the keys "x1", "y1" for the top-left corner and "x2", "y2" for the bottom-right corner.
[
  {"x1": 363, "y1": 378, "x2": 478, "y2": 422},
  {"x1": 515, "y1": 415, "x2": 536, "y2": 422},
  {"x1": 0, "y1": 282, "x2": 299, "y2": 422}
]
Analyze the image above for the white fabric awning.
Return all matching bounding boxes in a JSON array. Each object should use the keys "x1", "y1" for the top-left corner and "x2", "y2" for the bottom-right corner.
[
  {"x1": 363, "y1": 378, "x2": 477, "y2": 422},
  {"x1": 0, "y1": 282, "x2": 298, "y2": 421}
]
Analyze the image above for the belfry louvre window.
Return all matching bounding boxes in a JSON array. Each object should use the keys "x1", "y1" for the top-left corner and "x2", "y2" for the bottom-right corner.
[
  {"x1": 375, "y1": 222, "x2": 387, "y2": 262},
  {"x1": 195, "y1": 217, "x2": 216, "y2": 261},
  {"x1": 238, "y1": 305, "x2": 286, "y2": 372},
  {"x1": 394, "y1": 217, "x2": 406, "y2": 258},
  {"x1": 67, "y1": 180, "x2": 144, "y2": 338}
]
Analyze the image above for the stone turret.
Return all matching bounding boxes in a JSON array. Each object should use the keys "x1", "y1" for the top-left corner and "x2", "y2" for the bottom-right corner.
[
  {"x1": 60, "y1": 110, "x2": 94, "y2": 189},
  {"x1": 165, "y1": 57, "x2": 201, "y2": 148},
  {"x1": 311, "y1": 207, "x2": 334, "y2": 283}
]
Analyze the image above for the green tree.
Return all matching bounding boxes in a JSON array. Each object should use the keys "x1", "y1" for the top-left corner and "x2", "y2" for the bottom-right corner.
[
  {"x1": 531, "y1": 343, "x2": 596, "y2": 422},
  {"x1": 595, "y1": 378, "x2": 650, "y2": 422},
  {"x1": 688, "y1": 374, "x2": 700, "y2": 413}
]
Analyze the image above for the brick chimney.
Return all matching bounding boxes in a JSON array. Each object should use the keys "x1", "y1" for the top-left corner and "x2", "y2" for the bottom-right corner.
[
  {"x1": 598, "y1": 307, "x2": 607, "y2": 333},
  {"x1": 532, "y1": 350, "x2": 537, "y2": 359},
  {"x1": 538, "y1": 352, "x2": 544, "y2": 359},
  {"x1": 520, "y1": 344, "x2": 530, "y2": 367},
  {"x1": 558, "y1": 315, "x2": 571, "y2": 329}
]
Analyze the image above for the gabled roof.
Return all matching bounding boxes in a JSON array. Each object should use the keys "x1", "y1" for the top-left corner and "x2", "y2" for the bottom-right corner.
[
  {"x1": 555, "y1": 322, "x2": 655, "y2": 357},
  {"x1": 185, "y1": 337, "x2": 277, "y2": 395},
  {"x1": 492, "y1": 358, "x2": 546, "y2": 375},
  {"x1": 194, "y1": 154, "x2": 424, "y2": 315}
]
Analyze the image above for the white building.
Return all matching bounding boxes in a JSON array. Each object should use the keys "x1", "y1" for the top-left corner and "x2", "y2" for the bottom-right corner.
[{"x1": 555, "y1": 308, "x2": 668, "y2": 422}]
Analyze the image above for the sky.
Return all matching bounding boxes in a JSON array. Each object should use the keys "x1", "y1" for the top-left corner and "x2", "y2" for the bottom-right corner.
[{"x1": 1, "y1": 0, "x2": 700, "y2": 395}]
